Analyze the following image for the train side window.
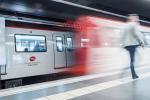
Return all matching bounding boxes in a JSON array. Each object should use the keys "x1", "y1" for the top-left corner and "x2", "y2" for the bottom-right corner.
[
  {"x1": 66, "y1": 37, "x2": 73, "y2": 51},
  {"x1": 142, "y1": 32, "x2": 150, "y2": 46},
  {"x1": 15, "y1": 34, "x2": 47, "y2": 52},
  {"x1": 56, "y1": 36, "x2": 64, "y2": 52}
]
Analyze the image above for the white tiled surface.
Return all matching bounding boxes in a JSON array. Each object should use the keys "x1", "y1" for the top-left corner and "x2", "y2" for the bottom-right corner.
[{"x1": 35, "y1": 68, "x2": 150, "y2": 100}]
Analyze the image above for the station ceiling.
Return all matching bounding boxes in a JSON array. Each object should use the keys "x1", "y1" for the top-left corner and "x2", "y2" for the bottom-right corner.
[{"x1": 0, "y1": 0, "x2": 149, "y2": 21}]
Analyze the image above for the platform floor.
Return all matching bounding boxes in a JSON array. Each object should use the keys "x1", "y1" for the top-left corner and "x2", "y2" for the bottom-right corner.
[{"x1": 0, "y1": 66, "x2": 150, "y2": 100}]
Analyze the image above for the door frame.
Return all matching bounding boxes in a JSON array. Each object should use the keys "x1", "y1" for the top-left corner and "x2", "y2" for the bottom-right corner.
[{"x1": 53, "y1": 34, "x2": 67, "y2": 69}]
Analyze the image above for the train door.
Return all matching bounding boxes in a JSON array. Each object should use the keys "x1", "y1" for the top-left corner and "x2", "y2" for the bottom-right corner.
[
  {"x1": 65, "y1": 33, "x2": 74, "y2": 67},
  {"x1": 53, "y1": 33, "x2": 66, "y2": 68}
]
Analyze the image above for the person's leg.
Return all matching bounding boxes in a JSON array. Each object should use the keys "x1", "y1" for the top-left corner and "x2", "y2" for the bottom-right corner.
[{"x1": 125, "y1": 46, "x2": 138, "y2": 78}]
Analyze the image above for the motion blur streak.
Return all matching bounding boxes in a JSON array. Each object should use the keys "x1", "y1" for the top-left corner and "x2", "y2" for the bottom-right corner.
[
  {"x1": 66, "y1": 16, "x2": 103, "y2": 75},
  {"x1": 66, "y1": 16, "x2": 150, "y2": 75}
]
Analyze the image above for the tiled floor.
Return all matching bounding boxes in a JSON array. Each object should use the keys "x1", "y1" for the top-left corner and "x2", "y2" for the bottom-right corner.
[
  {"x1": 71, "y1": 77, "x2": 150, "y2": 100},
  {"x1": 0, "y1": 66, "x2": 150, "y2": 100}
]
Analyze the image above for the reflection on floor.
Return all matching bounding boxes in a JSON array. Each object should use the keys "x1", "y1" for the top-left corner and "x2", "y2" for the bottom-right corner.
[{"x1": 0, "y1": 66, "x2": 150, "y2": 100}]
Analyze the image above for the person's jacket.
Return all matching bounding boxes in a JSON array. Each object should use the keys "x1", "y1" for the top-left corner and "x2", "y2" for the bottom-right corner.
[{"x1": 121, "y1": 22, "x2": 145, "y2": 47}]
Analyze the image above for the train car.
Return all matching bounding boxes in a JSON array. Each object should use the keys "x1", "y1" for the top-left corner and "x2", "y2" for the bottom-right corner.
[
  {"x1": 0, "y1": 17, "x2": 75, "y2": 89},
  {"x1": 1, "y1": 15, "x2": 150, "y2": 89},
  {"x1": 72, "y1": 16, "x2": 150, "y2": 74}
]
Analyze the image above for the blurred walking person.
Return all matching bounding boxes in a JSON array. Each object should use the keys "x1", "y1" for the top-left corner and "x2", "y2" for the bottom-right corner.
[{"x1": 121, "y1": 14, "x2": 145, "y2": 79}]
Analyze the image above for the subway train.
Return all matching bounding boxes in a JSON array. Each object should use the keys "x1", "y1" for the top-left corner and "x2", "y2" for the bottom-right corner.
[
  {"x1": 1, "y1": 15, "x2": 150, "y2": 89},
  {"x1": 0, "y1": 17, "x2": 75, "y2": 89}
]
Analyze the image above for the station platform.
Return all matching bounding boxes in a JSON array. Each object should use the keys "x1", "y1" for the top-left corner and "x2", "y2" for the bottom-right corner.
[{"x1": 0, "y1": 66, "x2": 150, "y2": 100}]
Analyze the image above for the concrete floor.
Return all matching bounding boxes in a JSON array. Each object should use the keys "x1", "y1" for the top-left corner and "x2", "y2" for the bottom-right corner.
[{"x1": 0, "y1": 66, "x2": 150, "y2": 100}]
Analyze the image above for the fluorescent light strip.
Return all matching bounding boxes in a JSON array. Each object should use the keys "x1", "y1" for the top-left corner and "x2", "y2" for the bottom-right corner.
[
  {"x1": 51, "y1": 0, "x2": 150, "y2": 24},
  {"x1": 51, "y1": 0, "x2": 126, "y2": 18}
]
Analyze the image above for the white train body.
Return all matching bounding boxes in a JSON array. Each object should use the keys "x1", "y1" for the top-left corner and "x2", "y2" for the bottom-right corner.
[{"x1": 0, "y1": 17, "x2": 74, "y2": 85}]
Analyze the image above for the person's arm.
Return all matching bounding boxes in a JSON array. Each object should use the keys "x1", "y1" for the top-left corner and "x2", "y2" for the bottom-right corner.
[
  {"x1": 119, "y1": 26, "x2": 126, "y2": 47},
  {"x1": 133, "y1": 23, "x2": 145, "y2": 47}
]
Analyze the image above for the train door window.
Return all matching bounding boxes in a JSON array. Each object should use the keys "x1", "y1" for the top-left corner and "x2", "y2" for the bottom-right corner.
[
  {"x1": 80, "y1": 38, "x2": 90, "y2": 47},
  {"x1": 142, "y1": 32, "x2": 150, "y2": 46},
  {"x1": 66, "y1": 37, "x2": 73, "y2": 51},
  {"x1": 56, "y1": 36, "x2": 64, "y2": 52}
]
